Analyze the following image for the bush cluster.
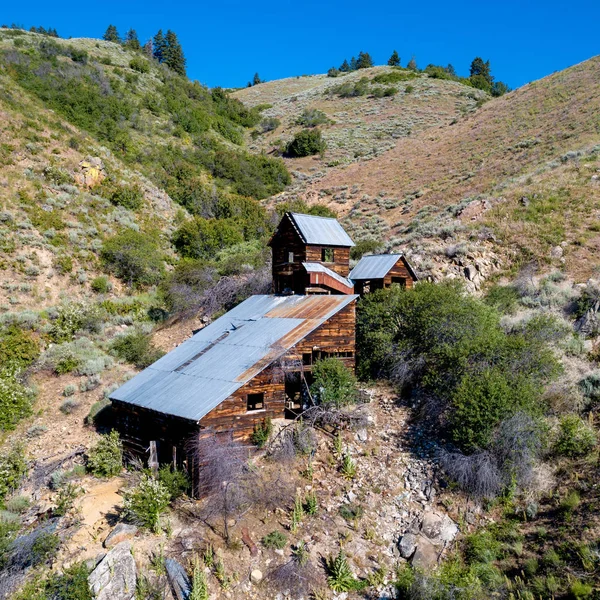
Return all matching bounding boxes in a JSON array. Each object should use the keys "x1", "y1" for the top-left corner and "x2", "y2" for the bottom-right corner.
[
  {"x1": 311, "y1": 358, "x2": 358, "y2": 407},
  {"x1": 286, "y1": 129, "x2": 326, "y2": 158},
  {"x1": 358, "y1": 282, "x2": 561, "y2": 494},
  {"x1": 110, "y1": 330, "x2": 164, "y2": 369}
]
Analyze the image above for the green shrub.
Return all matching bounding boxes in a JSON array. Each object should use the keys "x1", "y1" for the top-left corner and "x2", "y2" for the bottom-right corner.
[
  {"x1": 32, "y1": 531, "x2": 60, "y2": 565},
  {"x1": 0, "y1": 443, "x2": 28, "y2": 502},
  {"x1": 110, "y1": 330, "x2": 164, "y2": 369},
  {"x1": 129, "y1": 56, "x2": 150, "y2": 73},
  {"x1": 107, "y1": 184, "x2": 144, "y2": 210},
  {"x1": 464, "y1": 530, "x2": 501, "y2": 564},
  {"x1": 296, "y1": 108, "x2": 330, "y2": 128},
  {"x1": 484, "y1": 284, "x2": 520, "y2": 314},
  {"x1": 5, "y1": 495, "x2": 30, "y2": 514},
  {"x1": 451, "y1": 369, "x2": 540, "y2": 451},
  {"x1": 123, "y1": 473, "x2": 170, "y2": 533},
  {"x1": 157, "y1": 465, "x2": 190, "y2": 500},
  {"x1": 310, "y1": 358, "x2": 357, "y2": 407},
  {"x1": 251, "y1": 417, "x2": 272, "y2": 448},
  {"x1": 285, "y1": 128, "x2": 326, "y2": 157},
  {"x1": 569, "y1": 579, "x2": 593, "y2": 599},
  {"x1": 561, "y1": 489, "x2": 581, "y2": 515},
  {"x1": 339, "y1": 503, "x2": 363, "y2": 522},
  {"x1": 554, "y1": 415, "x2": 597, "y2": 457},
  {"x1": 350, "y1": 238, "x2": 381, "y2": 260},
  {"x1": 0, "y1": 368, "x2": 35, "y2": 432},
  {"x1": 172, "y1": 217, "x2": 244, "y2": 260},
  {"x1": 101, "y1": 230, "x2": 165, "y2": 288},
  {"x1": 189, "y1": 556, "x2": 209, "y2": 600},
  {"x1": 357, "y1": 282, "x2": 560, "y2": 452},
  {"x1": 0, "y1": 519, "x2": 19, "y2": 569},
  {"x1": 372, "y1": 71, "x2": 417, "y2": 84},
  {"x1": 53, "y1": 254, "x2": 73, "y2": 274},
  {"x1": 39, "y1": 338, "x2": 113, "y2": 376},
  {"x1": 87, "y1": 430, "x2": 123, "y2": 478},
  {"x1": 91, "y1": 275, "x2": 112, "y2": 294},
  {"x1": 261, "y1": 530, "x2": 287, "y2": 550},
  {"x1": 0, "y1": 326, "x2": 40, "y2": 369}
]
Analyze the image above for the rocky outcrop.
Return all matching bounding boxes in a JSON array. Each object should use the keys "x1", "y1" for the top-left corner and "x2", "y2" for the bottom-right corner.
[
  {"x1": 88, "y1": 542, "x2": 136, "y2": 600},
  {"x1": 103, "y1": 523, "x2": 138, "y2": 549},
  {"x1": 398, "y1": 511, "x2": 458, "y2": 569},
  {"x1": 75, "y1": 157, "x2": 106, "y2": 188}
]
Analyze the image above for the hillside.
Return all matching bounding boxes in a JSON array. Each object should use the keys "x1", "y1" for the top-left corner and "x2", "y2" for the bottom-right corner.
[
  {"x1": 2, "y1": 26, "x2": 600, "y2": 600},
  {"x1": 239, "y1": 57, "x2": 600, "y2": 283},
  {"x1": 0, "y1": 28, "x2": 288, "y2": 310}
]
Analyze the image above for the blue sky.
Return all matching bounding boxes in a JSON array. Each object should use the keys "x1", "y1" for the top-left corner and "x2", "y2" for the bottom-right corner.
[{"x1": 3, "y1": 0, "x2": 599, "y2": 89}]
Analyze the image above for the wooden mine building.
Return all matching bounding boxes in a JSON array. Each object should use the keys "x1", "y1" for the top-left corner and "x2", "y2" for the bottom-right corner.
[{"x1": 109, "y1": 212, "x2": 417, "y2": 466}]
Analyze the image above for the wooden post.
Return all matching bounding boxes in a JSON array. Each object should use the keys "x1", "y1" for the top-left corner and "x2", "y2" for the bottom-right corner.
[
  {"x1": 172, "y1": 445, "x2": 177, "y2": 470},
  {"x1": 149, "y1": 441, "x2": 158, "y2": 475}
]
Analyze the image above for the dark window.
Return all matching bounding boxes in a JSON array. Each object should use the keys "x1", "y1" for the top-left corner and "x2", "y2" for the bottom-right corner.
[
  {"x1": 247, "y1": 393, "x2": 264, "y2": 411},
  {"x1": 321, "y1": 248, "x2": 334, "y2": 262},
  {"x1": 302, "y1": 353, "x2": 312, "y2": 366},
  {"x1": 391, "y1": 277, "x2": 407, "y2": 288}
]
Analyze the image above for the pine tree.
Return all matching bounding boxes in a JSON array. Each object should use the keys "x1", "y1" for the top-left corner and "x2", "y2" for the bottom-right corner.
[
  {"x1": 349, "y1": 56, "x2": 358, "y2": 71},
  {"x1": 356, "y1": 51, "x2": 373, "y2": 69},
  {"x1": 252, "y1": 72, "x2": 262, "y2": 86},
  {"x1": 102, "y1": 24, "x2": 120, "y2": 43},
  {"x1": 124, "y1": 29, "x2": 140, "y2": 50},
  {"x1": 469, "y1": 57, "x2": 493, "y2": 85},
  {"x1": 339, "y1": 59, "x2": 350, "y2": 72},
  {"x1": 164, "y1": 30, "x2": 187, "y2": 76},
  {"x1": 388, "y1": 50, "x2": 400, "y2": 67},
  {"x1": 407, "y1": 56, "x2": 418, "y2": 71},
  {"x1": 445, "y1": 63, "x2": 456, "y2": 77},
  {"x1": 153, "y1": 30, "x2": 166, "y2": 62}
]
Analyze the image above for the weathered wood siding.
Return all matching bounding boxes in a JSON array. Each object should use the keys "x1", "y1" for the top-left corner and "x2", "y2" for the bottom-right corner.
[
  {"x1": 305, "y1": 246, "x2": 350, "y2": 278},
  {"x1": 382, "y1": 259, "x2": 415, "y2": 288},
  {"x1": 270, "y1": 217, "x2": 307, "y2": 294}
]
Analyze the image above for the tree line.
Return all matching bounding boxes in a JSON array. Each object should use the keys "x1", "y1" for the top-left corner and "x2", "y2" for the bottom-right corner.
[
  {"x1": 102, "y1": 24, "x2": 186, "y2": 76},
  {"x1": 326, "y1": 49, "x2": 510, "y2": 96},
  {"x1": 0, "y1": 23, "x2": 59, "y2": 37}
]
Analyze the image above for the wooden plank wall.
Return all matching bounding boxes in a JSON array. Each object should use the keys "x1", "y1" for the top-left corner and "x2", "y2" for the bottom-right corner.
[
  {"x1": 383, "y1": 259, "x2": 415, "y2": 288},
  {"x1": 305, "y1": 246, "x2": 350, "y2": 277}
]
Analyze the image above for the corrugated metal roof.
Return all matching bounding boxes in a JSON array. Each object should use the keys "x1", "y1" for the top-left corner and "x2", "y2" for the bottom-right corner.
[
  {"x1": 303, "y1": 262, "x2": 353, "y2": 290},
  {"x1": 289, "y1": 213, "x2": 355, "y2": 247},
  {"x1": 349, "y1": 254, "x2": 402, "y2": 280},
  {"x1": 110, "y1": 294, "x2": 358, "y2": 422}
]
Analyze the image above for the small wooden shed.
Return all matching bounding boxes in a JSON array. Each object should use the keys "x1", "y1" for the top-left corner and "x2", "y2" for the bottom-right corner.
[{"x1": 349, "y1": 253, "x2": 418, "y2": 296}]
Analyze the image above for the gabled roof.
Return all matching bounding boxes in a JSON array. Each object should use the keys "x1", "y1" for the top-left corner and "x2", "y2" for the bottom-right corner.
[
  {"x1": 109, "y1": 294, "x2": 358, "y2": 423},
  {"x1": 270, "y1": 212, "x2": 355, "y2": 247},
  {"x1": 303, "y1": 262, "x2": 354, "y2": 293},
  {"x1": 349, "y1": 253, "x2": 419, "y2": 282}
]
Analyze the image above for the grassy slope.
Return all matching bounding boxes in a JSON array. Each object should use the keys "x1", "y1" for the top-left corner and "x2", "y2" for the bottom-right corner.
[
  {"x1": 0, "y1": 29, "x2": 286, "y2": 311},
  {"x1": 241, "y1": 57, "x2": 600, "y2": 281}
]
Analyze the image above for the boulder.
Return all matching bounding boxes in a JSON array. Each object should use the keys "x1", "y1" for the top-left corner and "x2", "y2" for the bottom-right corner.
[
  {"x1": 398, "y1": 533, "x2": 418, "y2": 559},
  {"x1": 103, "y1": 523, "x2": 138, "y2": 548},
  {"x1": 420, "y1": 511, "x2": 458, "y2": 545},
  {"x1": 88, "y1": 542, "x2": 136, "y2": 600},
  {"x1": 550, "y1": 245, "x2": 563, "y2": 259},
  {"x1": 411, "y1": 536, "x2": 439, "y2": 570}
]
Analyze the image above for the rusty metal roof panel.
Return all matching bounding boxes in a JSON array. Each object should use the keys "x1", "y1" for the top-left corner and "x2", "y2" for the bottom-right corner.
[
  {"x1": 303, "y1": 262, "x2": 353, "y2": 290},
  {"x1": 349, "y1": 254, "x2": 403, "y2": 281},
  {"x1": 290, "y1": 213, "x2": 355, "y2": 247},
  {"x1": 109, "y1": 294, "x2": 357, "y2": 422}
]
